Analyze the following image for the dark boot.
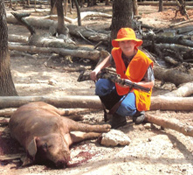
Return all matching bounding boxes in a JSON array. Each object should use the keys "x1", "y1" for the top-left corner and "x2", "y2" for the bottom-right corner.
[
  {"x1": 99, "y1": 89, "x2": 122, "y2": 110},
  {"x1": 132, "y1": 111, "x2": 145, "y2": 125},
  {"x1": 110, "y1": 113, "x2": 127, "y2": 129}
]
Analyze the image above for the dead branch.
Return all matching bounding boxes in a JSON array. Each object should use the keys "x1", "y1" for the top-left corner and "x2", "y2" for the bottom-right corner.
[
  {"x1": 11, "y1": 12, "x2": 36, "y2": 35},
  {"x1": 0, "y1": 118, "x2": 9, "y2": 126},
  {"x1": 0, "y1": 154, "x2": 25, "y2": 162},
  {"x1": 170, "y1": 19, "x2": 193, "y2": 28},
  {"x1": 8, "y1": 34, "x2": 29, "y2": 44},
  {"x1": 145, "y1": 113, "x2": 193, "y2": 137},
  {"x1": 0, "y1": 108, "x2": 16, "y2": 117}
]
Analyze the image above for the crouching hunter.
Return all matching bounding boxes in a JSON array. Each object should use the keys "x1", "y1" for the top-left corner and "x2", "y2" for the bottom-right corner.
[{"x1": 90, "y1": 28, "x2": 155, "y2": 129}]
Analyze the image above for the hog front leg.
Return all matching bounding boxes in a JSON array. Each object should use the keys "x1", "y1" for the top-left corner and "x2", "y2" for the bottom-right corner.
[
  {"x1": 70, "y1": 131, "x2": 101, "y2": 144},
  {"x1": 68, "y1": 120, "x2": 111, "y2": 133}
]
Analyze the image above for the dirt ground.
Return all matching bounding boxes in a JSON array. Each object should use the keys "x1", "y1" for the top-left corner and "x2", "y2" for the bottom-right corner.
[{"x1": 0, "y1": 3, "x2": 193, "y2": 175}]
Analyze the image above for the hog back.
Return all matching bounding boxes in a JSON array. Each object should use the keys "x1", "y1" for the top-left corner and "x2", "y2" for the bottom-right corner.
[{"x1": 9, "y1": 101, "x2": 67, "y2": 148}]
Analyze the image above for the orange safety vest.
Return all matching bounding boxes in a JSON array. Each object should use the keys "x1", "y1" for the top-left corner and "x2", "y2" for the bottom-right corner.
[{"x1": 112, "y1": 48, "x2": 153, "y2": 111}]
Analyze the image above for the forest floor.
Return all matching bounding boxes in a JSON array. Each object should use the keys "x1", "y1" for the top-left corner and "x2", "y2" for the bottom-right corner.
[{"x1": 0, "y1": 3, "x2": 193, "y2": 175}]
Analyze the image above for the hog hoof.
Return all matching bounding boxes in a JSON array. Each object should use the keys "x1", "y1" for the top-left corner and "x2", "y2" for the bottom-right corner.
[{"x1": 103, "y1": 124, "x2": 111, "y2": 132}]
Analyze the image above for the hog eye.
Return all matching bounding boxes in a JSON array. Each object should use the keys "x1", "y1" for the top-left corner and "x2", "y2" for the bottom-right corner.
[
  {"x1": 43, "y1": 143, "x2": 52, "y2": 149},
  {"x1": 43, "y1": 143, "x2": 48, "y2": 149}
]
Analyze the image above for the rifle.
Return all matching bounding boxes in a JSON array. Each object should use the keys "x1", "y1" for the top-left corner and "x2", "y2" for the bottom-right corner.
[{"x1": 77, "y1": 68, "x2": 150, "y2": 93}]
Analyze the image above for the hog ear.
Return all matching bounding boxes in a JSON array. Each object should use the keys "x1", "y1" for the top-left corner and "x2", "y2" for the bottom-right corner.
[
  {"x1": 21, "y1": 137, "x2": 38, "y2": 167},
  {"x1": 21, "y1": 155, "x2": 34, "y2": 167},
  {"x1": 27, "y1": 137, "x2": 38, "y2": 160}
]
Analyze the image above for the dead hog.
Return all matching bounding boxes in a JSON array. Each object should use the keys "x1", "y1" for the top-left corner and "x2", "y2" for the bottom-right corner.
[{"x1": 9, "y1": 101, "x2": 111, "y2": 168}]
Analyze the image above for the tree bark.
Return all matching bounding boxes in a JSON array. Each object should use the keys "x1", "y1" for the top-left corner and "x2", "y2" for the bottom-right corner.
[
  {"x1": 0, "y1": 1, "x2": 17, "y2": 96},
  {"x1": 111, "y1": 0, "x2": 133, "y2": 40},
  {"x1": 145, "y1": 113, "x2": 193, "y2": 137}
]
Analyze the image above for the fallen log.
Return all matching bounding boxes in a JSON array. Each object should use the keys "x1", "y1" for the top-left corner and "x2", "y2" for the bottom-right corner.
[
  {"x1": 7, "y1": 14, "x2": 110, "y2": 43},
  {"x1": 8, "y1": 44, "x2": 102, "y2": 61},
  {"x1": 153, "y1": 66, "x2": 193, "y2": 86},
  {"x1": 0, "y1": 96, "x2": 103, "y2": 109},
  {"x1": 7, "y1": 14, "x2": 57, "y2": 29},
  {"x1": 67, "y1": 25, "x2": 110, "y2": 43},
  {"x1": 150, "y1": 96, "x2": 193, "y2": 111},
  {"x1": 155, "y1": 43, "x2": 193, "y2": 53},
  {"x1": 138, "y1": 1, "x2": 193, "y2": 6},
  {"x1": 8, "y1": 34, "x2": 29, "y2": 44},
  {"x1": 143, "y1": 34, "x2": 193, "y2": 47},
  {"x1": 42, "y1": 11, "x2": 112, "y2": 24},
  {"x1": 163, "y1": 82, "x2": 193, "y2": 97},
  {"x1": 0, "y1": 96, "x2": 193, "y2": 111},
  {"x1": 145, "y1": 113, "x2": 193, "y2": 137},
  {"x1": 0, "y1": 108, "x2": 97, "y2": 117}
]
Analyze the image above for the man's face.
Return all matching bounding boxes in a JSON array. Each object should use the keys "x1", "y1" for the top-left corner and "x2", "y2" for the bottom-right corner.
[{"x1": 118, "y1": 40, "x2": 137, "y2": 56}]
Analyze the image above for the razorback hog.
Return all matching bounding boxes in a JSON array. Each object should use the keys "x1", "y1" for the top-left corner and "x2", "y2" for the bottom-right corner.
[{"x1": 9, "y1": 101, "x2": 111, "y2": 168}]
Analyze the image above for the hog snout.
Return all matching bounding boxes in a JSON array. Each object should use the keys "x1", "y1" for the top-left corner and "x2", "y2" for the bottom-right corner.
[{"x1": 56, "y1": 159, "x2": 68, "y2": 168}]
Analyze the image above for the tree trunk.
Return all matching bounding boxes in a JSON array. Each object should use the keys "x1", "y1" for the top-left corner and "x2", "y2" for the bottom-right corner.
[
  {"x1": 50, "y1": 0, "x2": 57, "y2": 15},
  {"x1": 159, "y1": 0, "x2": 163, "y2": 12},
  {"x1": 56, "y1": 0, "x2": 69, "y2": 35},
  {"x1": 111, "y1": 0, "x2": 133, "y2": 41},
  {"x1": 0, "y1": 1, "x2": 17, "y2": 96},
  {"x1": 74, "y1": 0, "x2": 81, "y2": 26},
  {"x1": 133, "y1": 0, "x2": 138, "y2": 16}
]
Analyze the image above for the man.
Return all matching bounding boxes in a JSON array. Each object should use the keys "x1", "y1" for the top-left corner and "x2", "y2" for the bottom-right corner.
[{"x1": 90, "y1": 28, "x2": 154, "y2": 129}]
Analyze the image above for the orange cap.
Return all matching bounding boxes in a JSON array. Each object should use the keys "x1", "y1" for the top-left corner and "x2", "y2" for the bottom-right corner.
[{"x1": 112, "y1": 28, "x2": 143, "y2": 48}]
